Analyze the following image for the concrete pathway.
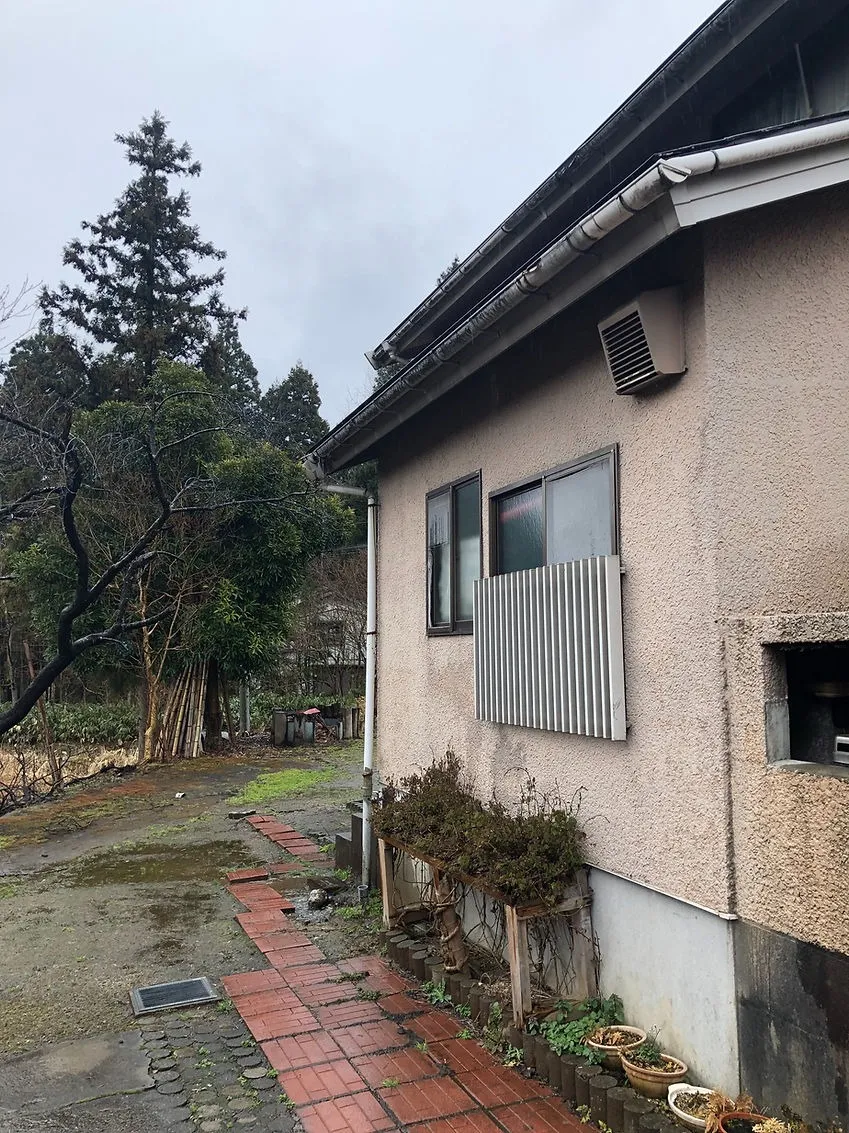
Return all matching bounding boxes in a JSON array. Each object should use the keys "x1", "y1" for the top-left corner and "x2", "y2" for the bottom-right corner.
[{"x1": 224, "y1": 816, "x2": 584, "y2": 1133}]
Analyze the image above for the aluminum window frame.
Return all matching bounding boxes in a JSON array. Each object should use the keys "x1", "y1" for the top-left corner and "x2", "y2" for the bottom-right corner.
[
  {"x1": 425, "y1": 471, "x2": 482, "y2": 637},
  {"x1": 489, "y1": 445, "x2": 619, "y2": 575}
]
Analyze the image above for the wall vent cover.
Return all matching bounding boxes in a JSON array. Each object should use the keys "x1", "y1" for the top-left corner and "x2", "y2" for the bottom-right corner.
[
  {"x1": 598, "y1": 287, "x2": 686, "y2": 394},
  {"x1": 130, "y1": 977, "x2": 218, "y2": 1016}
]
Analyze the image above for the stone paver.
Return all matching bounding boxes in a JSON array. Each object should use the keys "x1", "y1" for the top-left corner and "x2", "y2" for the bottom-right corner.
[{"x1": 218, "y1": 815, "x2": 586, "y2": 1132}]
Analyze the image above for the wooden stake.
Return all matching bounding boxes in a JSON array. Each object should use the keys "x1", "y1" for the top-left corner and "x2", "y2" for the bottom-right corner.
[
  {"x1": 377, "y1": 838, "x2": 396, "y2": 930},
  {"x1": 506, "y1": 903, "x2": 532, "y2": 1028}
]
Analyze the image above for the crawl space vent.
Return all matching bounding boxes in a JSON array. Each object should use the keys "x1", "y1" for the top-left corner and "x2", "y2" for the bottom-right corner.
[
  {"x1": 130, "y1": 977, "x2": 218, "y2": 1016},
  {"x1": 598, "y1": 287, "x2": 686, "y2": 394}
]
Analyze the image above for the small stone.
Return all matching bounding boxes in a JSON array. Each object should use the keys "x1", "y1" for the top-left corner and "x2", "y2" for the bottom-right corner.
[
  {"x1": 235, "y1": 1053, "x2": 263, "y2": 1068},
  {"x1": 155, "y1": 1070, "x2": 181, "y2": 1084},
  {"x1": 200, "y1": 1122, "x2": 223, "y2": 1132},
  {"x1": 251, "y1": 1076, "x2": 276, "y2": 1091},
  {"x1": 198, "y1": 1105, "x2": 222, "y2": 1119},
  {"x1": 241, "y1": 1066, "x2": 268, "y2": 1080},
  {"x1": 228, "y1": 1097, "x2": 255, "y2": 1111},
  {"x1": 156, "y1": 1079, "x2": 186, "y2": 1095},
  {"x1": 235, "y1": 1119, "x2": 258, "y2": 1127},
  {"x1": 229, "y1": 808, "x2": 256, "y2": 819},
  {"x1": 153, "y1": 1057, "x2": 177, "y2": 1071},
  {"x1": 307, "y1": 888, "x2": 328, "y2": 909},
  {"x1": 161, "y1": 1107, "x2": 191, "y2": 1127},
  {"x1": 141, "y1": 1029, "x2": 166, "y2": 1040}
]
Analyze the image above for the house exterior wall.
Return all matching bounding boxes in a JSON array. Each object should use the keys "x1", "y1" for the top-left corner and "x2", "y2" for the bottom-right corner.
[
  {"x1": 702, "y1": 187, "x2": 849, "y2": 955},
  {"x1": 374, "y1": 240, "x2": 742, "y2": 1088},
  {"x1": 700, "y1": 189, "x2": 849, "y2": 1121},
  {"x1": 372, "y1": 190, "x2": 849, "y2": 1111},
  {"x1": 375, "y1": 241, "x2": 733, "y2": 914}
]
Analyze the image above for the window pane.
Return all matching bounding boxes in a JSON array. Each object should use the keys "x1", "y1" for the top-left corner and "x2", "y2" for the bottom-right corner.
[
  {"x1": 545, "y1": 458, "x2": 613, "y2": 565},
  {"x1": 454, "y1": 479, "x2": 480, "y2": 622},
  {"x1": 497, "y1": 485, "x2": 543, "y2": 574},
  {"x1": 427, "y1": 492, "x2": 451, "y2": 626}
]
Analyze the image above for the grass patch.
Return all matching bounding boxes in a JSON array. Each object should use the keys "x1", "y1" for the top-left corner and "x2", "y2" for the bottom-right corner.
[
  {"x1": 0, "y1": 835, "x2": 15, "y2": 850},
  {"x1": 0, "y1": 881, "x2": 21, "y2": 899},
  {"x1": 228, "y1": 767, "x2": 336, "y2": 805}
]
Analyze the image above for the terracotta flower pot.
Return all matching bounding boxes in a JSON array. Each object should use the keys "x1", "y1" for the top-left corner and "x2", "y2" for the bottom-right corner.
[
  {"x1": 620, "y1": 1052, "x2": 688, "y2": 1099},
  {"x1": 718, "y1": 1113, "x2": 768, "y2": 1133},
  {"x1": 586, "y1": 1025, "x2": 647, "y2": 1070}
]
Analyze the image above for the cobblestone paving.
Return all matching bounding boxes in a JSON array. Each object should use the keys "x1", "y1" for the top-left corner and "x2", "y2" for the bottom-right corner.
[
  {"x1": 141, "y1": 1009, "x2": 295, "y2": 1132},
  {"x1": 217, "y1": 816, "x2": 585, "y2": 1133}
]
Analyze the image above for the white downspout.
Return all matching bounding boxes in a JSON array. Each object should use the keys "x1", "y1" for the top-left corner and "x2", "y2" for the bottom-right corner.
[
  {"x1": 362, "y1": 495, "x2": 377, "y2": 887},
  {"x1": 304, "y1": 469, "x2": 378, "y2": 889}
]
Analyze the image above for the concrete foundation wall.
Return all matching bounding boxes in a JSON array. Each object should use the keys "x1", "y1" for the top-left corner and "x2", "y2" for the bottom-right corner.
[{"x1": 591, "y1": 868, "x2": 739, "y2": 1093}]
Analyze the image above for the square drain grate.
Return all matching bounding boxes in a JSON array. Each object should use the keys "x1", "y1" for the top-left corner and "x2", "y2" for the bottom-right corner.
[{"x1": 130, "y1": 976, "x2": 218, "y2": 1016}]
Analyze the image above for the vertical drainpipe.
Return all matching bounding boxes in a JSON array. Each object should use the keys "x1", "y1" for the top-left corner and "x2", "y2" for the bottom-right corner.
[{"x1": 362, "y1": 496, "x2": 377, "y2": 887}]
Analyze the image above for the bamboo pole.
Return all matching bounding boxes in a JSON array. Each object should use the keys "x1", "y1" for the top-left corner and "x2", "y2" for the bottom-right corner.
[
  {"x1": 191, "y1": 659, "x2": 208, "y2": 758},
  {"x1": 221, "y1": 674, "x2": 236, "y2": 748},
  {"x1": 171, "y1": 664, "x2": 192, "y2": 761}
]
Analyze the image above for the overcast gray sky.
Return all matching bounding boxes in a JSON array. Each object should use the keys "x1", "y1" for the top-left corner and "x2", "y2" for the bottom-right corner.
[{"x1": 2, "y1": 0, "x2": 719, "y2": 425}]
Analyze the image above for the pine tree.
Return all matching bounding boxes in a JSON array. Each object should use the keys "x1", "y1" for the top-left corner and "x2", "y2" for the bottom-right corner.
[
  {"x1": 261, "y1": 363, "x2": 328, "y2": 455},
  {"x1": 41, "y1": 111, "x2": 248, "y2": 398}
]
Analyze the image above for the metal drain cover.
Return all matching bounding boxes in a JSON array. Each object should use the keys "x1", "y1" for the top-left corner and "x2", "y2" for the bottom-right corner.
[{"x1": 130, "y1": 976, "x2": 218, "y2": 1016}]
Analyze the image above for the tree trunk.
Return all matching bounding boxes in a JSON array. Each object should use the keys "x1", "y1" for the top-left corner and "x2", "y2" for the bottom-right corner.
[{"x1": 431, "y1": 867, "x2": 468, "y2": 973}]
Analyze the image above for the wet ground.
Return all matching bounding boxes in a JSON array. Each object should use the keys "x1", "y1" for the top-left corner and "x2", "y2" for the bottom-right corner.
[{"x1": 0, "y1": 740, "x2": 376, "y2": 1061}]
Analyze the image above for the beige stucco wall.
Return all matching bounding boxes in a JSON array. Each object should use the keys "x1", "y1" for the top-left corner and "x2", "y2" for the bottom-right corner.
[
  {"x1": 703, "y1": 188, "x2": 849, "y2": 954},
  {"x1": 374, "y1": 243, "x2": 737, "y2": 914}
]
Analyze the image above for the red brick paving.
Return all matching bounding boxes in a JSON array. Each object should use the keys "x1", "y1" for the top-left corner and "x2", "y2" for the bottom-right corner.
[
  {"x1": 227, "y1": 815, "x2": 583, "y2": 1131},
  {"x1": 278, "y1": 1059, "x2": 368, "y2": 1105},
  {"x1": 496, "y1": 1099, "x2": 581, "y2": 1131},
  {"x1": 267, "y1": 944, "x2": 326, "y2": 969},
  {"x1": 427, "y1": 1039, "x2": 502, "y2": 1074},
  {"x1": 332, "y1": 1018, "x2": 409, "y2": 1059},
  {"x1": 352, "y1": 1047, "x2": 440, "y2": 1088},
  {"x1": 456, "y1": 1068, "x2": 553, "y2": 1109},
  {"x1": 407, "y1": 1010, "x2": 467, "y2": 1042},
  {"x1": 314, "y1": 999, "x2": 386, "y2": 1028},
  {"x1": 299, "y1": 1092, "x2": 397, "y2": 1132},
  {"x1": 408, "y1": 1115, "x2": 504, "y2": 1132},
  {"x1": 262, "y1": 1031, "x2": 345, "y2": 1072},
  {"x1": 377, "y1": 991, "x2": 426, "y2": 1016},
  {"x1": 378, "y1": 1077, "x2": 478, "y2": 1124}
]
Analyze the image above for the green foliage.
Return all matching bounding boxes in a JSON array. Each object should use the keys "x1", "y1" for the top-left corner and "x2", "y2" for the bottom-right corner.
[
  {"x1": 357, "y1": 988, "x2": 380, "y2": 1001},
  {"x1": 374, "y1": 750, "x2": 585, "y2": 908},
  {"x1": 381, "y1": 1078, "x2": 400, "y2": 1089},
  {"x1": 41, "y1": 110, "x2": 248, "y2": 397},
  {"x1": 4, "y1": 702, "x2": 137, "y2": 746},
  {"x1": 456, "y1": 1004, "x2": 471, "y2": 1019},
  {"x1": 261, "y1": 363, "x2": 327, "y2": 456},
  {"x1": 503, "y1": 1045, "x2": 523, "y2": 1067},
  {"x1": 624, "y1": 1029, "x2": 664, "y2": 1069},
  {"x1": 421, "y1": 979, "x2": 452, "y2": 1006},
  {"x1": 457, "y1": 1027, "x2": 474, "y2": 1040},
  {"x1": 228, "y1": 767, "x2": 336, "y2": 805},
  {"x1": 539, "y1": 995, "x2": 624, "y2": 1062}
]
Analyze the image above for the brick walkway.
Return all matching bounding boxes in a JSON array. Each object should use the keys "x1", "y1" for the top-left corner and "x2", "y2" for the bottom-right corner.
[{"x1": 224, "y1": 816, "x2": 584, "y2": 1133}]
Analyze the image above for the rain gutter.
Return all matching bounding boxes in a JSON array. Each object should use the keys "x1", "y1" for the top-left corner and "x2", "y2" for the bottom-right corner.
[{"x1": 310, "y1": 116, "x2": 849, "y2": 475}]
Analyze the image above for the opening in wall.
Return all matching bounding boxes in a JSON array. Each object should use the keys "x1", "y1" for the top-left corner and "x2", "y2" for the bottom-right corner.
[{"x1": 764, "y1": 643, "x2": 849, "y2": 767}]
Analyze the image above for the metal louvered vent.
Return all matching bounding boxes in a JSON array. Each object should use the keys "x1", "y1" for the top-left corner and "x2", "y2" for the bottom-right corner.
[
  {"x1": 598, "y1": 288, "x2": 686, "y2": 394},
  {"x1": 130, "y1": 977, "x2": 218, "y2": 1016}
]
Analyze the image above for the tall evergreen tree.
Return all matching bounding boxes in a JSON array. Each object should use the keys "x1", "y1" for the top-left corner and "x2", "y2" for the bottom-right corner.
[
  {"x1": 261, "y1": 363, "x2": 327, "y2": 455},
  {"x1": 41, "y1": 111, "x2": 249, "y2": 399}
]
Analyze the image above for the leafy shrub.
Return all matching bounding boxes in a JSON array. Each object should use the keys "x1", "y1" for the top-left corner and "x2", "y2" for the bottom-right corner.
[
  {"x1": 4, "y1": 702, "x2": 138, "y2": 746},
  {"x1": 373, "y1": 751, "x2": 584, "y2": 908},
  {"x1": 538, "y1": 994, "x2": 624, "y2": 1061}
]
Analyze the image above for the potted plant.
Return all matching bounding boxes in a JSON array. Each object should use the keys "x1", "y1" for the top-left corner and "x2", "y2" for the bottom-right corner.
[
  {"x1": 704, "y1": 1092, "x2": 765, "y2": 1133},
  {"x1": 586, "y1": 1024, "x2": 646, "y2": 1070},
  {"x1": 668, "y1": 1084, "x2": 713, "y2": 1130},
  {"x1": 620, "y1": 1031, "x2": 688, "y2": 1099}
]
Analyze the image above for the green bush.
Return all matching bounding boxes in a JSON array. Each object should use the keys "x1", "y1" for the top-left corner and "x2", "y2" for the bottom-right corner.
[
  {"x1": 4, "y1": 702, "x2": 138, "y2": 746},
  {"x1": 373, "y1": 751, "x2": 585, "y2": 908}
]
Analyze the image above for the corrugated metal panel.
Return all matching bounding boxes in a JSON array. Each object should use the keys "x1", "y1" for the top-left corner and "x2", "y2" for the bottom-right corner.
[{"x1": 473, "y1": 557, "x2": 626, "y2": 740}]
